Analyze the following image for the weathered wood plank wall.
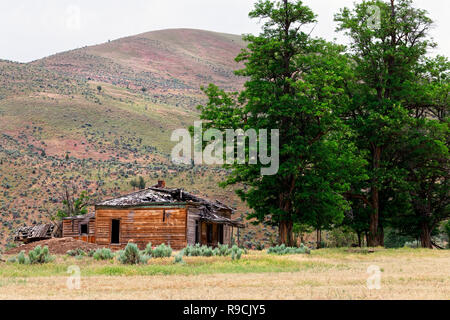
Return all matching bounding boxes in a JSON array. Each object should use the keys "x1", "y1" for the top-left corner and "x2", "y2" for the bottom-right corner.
[
  {"x1": 187, "y1": 207, "x2": 201, "y2": 245},
  {"x1": 95, "y1": 207, "x2": 188, "y2": 249},
  {"x1": 62, "y1": 219, "x2": 95, "y2": 238}
]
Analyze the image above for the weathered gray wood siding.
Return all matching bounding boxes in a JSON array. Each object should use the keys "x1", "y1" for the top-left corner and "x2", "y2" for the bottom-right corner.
[{"x1": 187, "y1": 207, "x2": 201, "y2": 245}]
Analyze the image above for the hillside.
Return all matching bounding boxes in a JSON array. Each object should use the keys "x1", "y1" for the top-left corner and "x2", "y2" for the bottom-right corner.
[
  {"x1": 0, "y1": 29, "x2": 272, "y2": 248},
  {"x1": 32, "y1": 28, "x2": 246, "y2": 99}
]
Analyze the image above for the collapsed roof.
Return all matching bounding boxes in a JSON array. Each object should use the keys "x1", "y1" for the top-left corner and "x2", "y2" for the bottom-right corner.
[
  {"x1": 14, "y1": 223, "x2": 55, "y2": 243},
  {"x1": 96, "y1": 187, "x2": 244, "y2": 227},
  {"x1": 62, "y1": 211, "x2": 95, "y2": 222}
]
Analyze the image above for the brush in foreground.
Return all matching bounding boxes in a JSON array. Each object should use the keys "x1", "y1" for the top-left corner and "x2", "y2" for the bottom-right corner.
[
  {"x1": 267, "y1": 244, "x2": 311, "y2": 255},
  {"x1": 118, "y1": 243, "x2": 150, "y2": 264},
  {"x1": 93, "y1": 248, "x2": 114, "y2": 261},
  {"x1": 10, "y1": 245, "x2": 55, "y2": 264},
  {"x1": 181, "y1": 244, "x2": 244, "y2": 260}
]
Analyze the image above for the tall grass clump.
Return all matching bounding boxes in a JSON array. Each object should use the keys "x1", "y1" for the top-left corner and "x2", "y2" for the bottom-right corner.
[
  {"x1": 118, "y1": 243, "x2": 150, "y2": 264},
  {"x1": 93, "y1": 248, "x2": 114, "y2": 261},
  {"x1": 267, "y1": 243, "x2": 311, "y2": 255}
]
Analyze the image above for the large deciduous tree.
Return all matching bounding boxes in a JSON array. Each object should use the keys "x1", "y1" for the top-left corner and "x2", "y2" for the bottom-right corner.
[
  {"x1": 198, "y1": 0, "x2": 366, "y2": 245},
  {"x1": 335, "y1": 0, "x2": 438, "y2": 246}
]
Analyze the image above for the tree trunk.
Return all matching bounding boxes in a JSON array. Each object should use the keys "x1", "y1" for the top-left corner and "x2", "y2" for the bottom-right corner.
[
  {"x1": 357, "y1": 232, "x2": 362, "y2": 247},
  {"x1": 316, "y1": 229, "x2": 322, "y2": 249},
  {"x1": 420, "y1": 222, "x2": 433, "y2": 249},
  {"x1": 368, "y1": 146, "x2": 382, "y2": 247},
  {"x1": 378, "y1": 222, "x2": 384, "y2": 246},
  {"x1": 279, "y1": 220, "x2": 293, "y2": 246},
  {"x1": 365, "y1": 231, "x2": 368, "y2": 247}
]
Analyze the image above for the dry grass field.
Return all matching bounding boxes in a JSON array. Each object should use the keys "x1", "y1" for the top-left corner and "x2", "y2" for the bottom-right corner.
[{"x1": 0, "y1": 248, "x2": 449, "y2": 300}]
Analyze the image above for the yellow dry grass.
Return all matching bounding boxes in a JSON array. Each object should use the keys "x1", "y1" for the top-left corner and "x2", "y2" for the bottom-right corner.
[{"x1": 0, "y1": 248, "x2": 449, "y2": 300}]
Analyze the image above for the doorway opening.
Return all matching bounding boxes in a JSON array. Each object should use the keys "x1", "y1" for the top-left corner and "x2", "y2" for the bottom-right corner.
[
  {"x1": 218, "y1": 224, "x2": 224, "y2": 244},
  {"x1": 111, "y1": 219, "x2": 120, "y2": 244}
]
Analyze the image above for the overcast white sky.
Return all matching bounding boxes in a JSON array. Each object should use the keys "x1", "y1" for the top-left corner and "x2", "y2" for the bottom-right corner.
[{"x1": 1, "y1": 0, "x2": 449, "y2": 63}]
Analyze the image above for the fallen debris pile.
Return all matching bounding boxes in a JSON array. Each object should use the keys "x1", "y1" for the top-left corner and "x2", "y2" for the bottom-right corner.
[
  {"x1": 6, "y1": 237, "x2": 105, "y2": 255},
  {"x1": 14, "y1": 224, "x2": 55, "y2": 243}
]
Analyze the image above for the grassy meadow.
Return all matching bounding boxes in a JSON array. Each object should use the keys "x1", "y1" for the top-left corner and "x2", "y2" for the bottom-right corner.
[{"x1": 0, "y1": 248, "x2": 448, "y2": 299}]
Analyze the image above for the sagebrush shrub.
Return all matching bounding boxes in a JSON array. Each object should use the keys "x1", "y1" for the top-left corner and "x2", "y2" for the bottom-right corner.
[
  {"x1": 217, "y1": 243, "x2": 231, "y2": 256},
  {"x1": 19, "y1": 245, "x2": 55, "y2": 264},
  {"x1": 181, "y1": 243, "x2": 243, "y2": 260},
  {"x1": 93, "y1": 248, "x2": 114, "y2": 260},
  {"x1": 151, "y1": 243, "x2": 172, "y2": 258},
  {"x1": 267, "y1": 243, "x2": 310, "y2": 255},
  {"x1": 118, "y1": 243, "x2": 150, "y2": 264},
  {"x1": 67, "y1": 248, "x2": 86, "y2": 257},
  {"x1": 173, "y1": 252, "x2": 184, "y2": 264},
  {"x1": 144, "y1": 242, "x2": 153, "y2": 256},
  {"x1": 230, "y1": 245, "x2": 244, "y2": 260},
  {"x1": 17, "y1": 250, "x2": 27, "y2": 264}
]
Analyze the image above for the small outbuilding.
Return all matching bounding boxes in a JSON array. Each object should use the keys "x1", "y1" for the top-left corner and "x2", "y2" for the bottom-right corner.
[{"x1": 62, "y1": 212, "x2": 96, "y2": 244}]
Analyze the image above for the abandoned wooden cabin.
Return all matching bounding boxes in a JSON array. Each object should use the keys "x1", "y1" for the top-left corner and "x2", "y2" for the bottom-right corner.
[{"x1": 62, "y1": 181, "x2": 244, "y2": 249}]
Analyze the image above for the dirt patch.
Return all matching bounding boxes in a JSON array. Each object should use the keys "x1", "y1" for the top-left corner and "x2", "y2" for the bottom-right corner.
[{"x1": 6, "y1": 238, "x2": 105, "y2": 255}]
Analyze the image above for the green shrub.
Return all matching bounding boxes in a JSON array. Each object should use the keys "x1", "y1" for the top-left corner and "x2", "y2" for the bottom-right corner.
[
  {"x1": 67, "y1": 249, "x2": 86, "y2": 257},
  {"x1": 183, "y1": 243, "x2": 202, "y2": 256},
  {"x1": 182, "y1": 243, "x2": 242, "y2": 259},
  {"x1": 230, "y1": 245, "x2": 244, "y2": 260},
  {"x1": 404, "y1": 241, "x2": 420, "y2": 248},
  {"x1": 254, "y1": 241, "x2": 265, "y2": 251},
  {"x1": 442, "y1": 221, "x2": 450, "y2": 248},
  {"x1": 203, "y1": 246, "x2": 214, "y2": 257},
  {"x1": 144, "y1": 242, "x2": 153, "y2": 256},
  {"x1": 267, "y1": 243, "x2": 310, "y2": 255},
  {"x1": 118, "y1": 243, "x2": 150, "y2": 264},
  {"x1": 5, "y1": 242, "x2": 17, "y2": 250},
  {"x1": 327, "y1": 226, "x2": 358, "y2": 248},
  {"x1": 93, "y1": 248, "x2": 114, "y2": 260},
  {"x1": 173, "y1": 252, "x2": 184, "y2": 264},
  {"x1": 25, "y1": 245, "x2": 54, "y2": 264},
  {"x1": 17, "y1": 250, "x2": 28, "y2": 264},
  {"x1": 384, "y1": 227, "x2": 416, "y2": 248},
  {"x1": 217, "y1": 243, "x2": 231, "y2": 256},
  {"x1": 151, "y1": 243, "x2": 172, "y2": 258}
]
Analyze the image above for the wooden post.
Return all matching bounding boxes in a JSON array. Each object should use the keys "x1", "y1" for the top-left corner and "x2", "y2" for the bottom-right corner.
[
  {"x1": 237, "y1": 228, "x2": 240, "y2": 247},
  {"x1": 231, "y1": 226, "x2": 234, "y2": 246}
]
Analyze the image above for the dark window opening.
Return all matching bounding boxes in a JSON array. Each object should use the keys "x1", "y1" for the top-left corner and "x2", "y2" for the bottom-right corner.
[
  {"x1": 207, "y1": 224, "x2": 213, "y2": 243},
  {"x1": 218, "y1": 224, "x2": 224, "y2": 244},
  {"x1": 111, "y1": 219, "x2": 120, "y2": 244},
  {"x1": 80, "y1": 224, "x2": 88, "y2": 235},
  {"x1": 162, "y1": 209, "x2": 166, "y2": 222},
  {"x1": 195, "y1": 221, "x2": 199, "y2": 244}
]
